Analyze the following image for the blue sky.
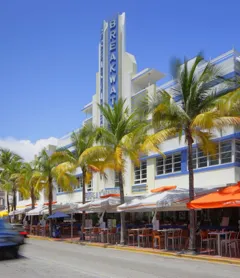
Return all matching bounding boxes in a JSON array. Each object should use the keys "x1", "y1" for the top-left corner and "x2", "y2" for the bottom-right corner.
[{"x1": 1, "y1": 0, "x2": 239, "y2": 143}]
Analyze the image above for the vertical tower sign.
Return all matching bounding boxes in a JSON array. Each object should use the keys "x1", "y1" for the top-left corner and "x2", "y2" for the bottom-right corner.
[
  {"x1": 108, "y1": 17, "x2": 118, "y2": 107},
  {"x1": 99, "y1": 14, "x2": 123, "y2": 126},
  {"x1": 99, "y1": 26, "x2": 104, "y2": 126}
]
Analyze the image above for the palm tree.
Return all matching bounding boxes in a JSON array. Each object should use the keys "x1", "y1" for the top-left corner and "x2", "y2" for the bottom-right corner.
[
  {"x1": 79, "y1": 99, "x2": 148, "y2": 244},
  {"x1": 0, "y1": 149, "x2": 23, "y2": 211},
  {"x1": 35, "y1": 149, "x2": 78, "y2": 218},
  {"x1": 14, "y1": 162, "x2": 43, "y2": 209},
  {"x1": 51, "y1": 123, "x2": 99, "y2": 234},
  {"x1": 143, "y1": 54, "x2": 240, "y2": 253},
  {"x1": 0, "y1": 170, "x2": 12, "y2": 213}
]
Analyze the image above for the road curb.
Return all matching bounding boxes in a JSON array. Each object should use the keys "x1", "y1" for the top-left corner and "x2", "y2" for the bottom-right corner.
[{"x1": 28, "y1": 236, "x2": 240, "y2": 266}]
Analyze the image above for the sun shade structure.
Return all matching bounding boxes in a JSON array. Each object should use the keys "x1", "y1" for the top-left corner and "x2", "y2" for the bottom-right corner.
[
  {"x1": 77, "y1": 197, "x2": 121, "y2": 213},
  {"x1": 47, "y1": 211, "x2": 70, "y2": 219},
  {"x1": 77, "y1": 196, "x2": 136, "y2": 213},
  {"x1": 118, "y1": 187, "x2": 217, "y2": 212},
  {"x1": 26, "y1": 205, "x2": 46, "y2": 216},
  {"x1": 9, "y1": 207, "x2": 31, "y2": 216},
  {"x1": 151, "y1": 185, "x2": 176, "y2": 193},
  {"x1": 187, "y1": 182, "x2": 240, "y2": 209},
  {"x1": 118, "y1": 188, "x2": 189, "y2": 212}
]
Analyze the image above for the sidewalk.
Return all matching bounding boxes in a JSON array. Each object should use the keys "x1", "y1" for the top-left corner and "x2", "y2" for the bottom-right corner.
[{"x1": 29, "y1": 235, "x2": 240, "y2": 266}]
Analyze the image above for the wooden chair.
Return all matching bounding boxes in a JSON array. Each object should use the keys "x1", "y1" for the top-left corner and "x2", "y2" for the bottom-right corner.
[
  {"x1": 200, "y1": 230, "x2": 216, "y2": 254},
  {"x1": 128, "y1": 229, "x2": 137, "y2": 246},
  {"x1": 91, "y1": 227, "x2": 101, "y2": 242},
  {"x1": 152, "y1": 230, "x2": 164, "y2": 249},
  {"x1": 107, "y1": 227, "x2": 117, "y2": 244},
  {"x1": 139, "y1": 229, "x2": 151, "y2": 247},
  {"x1": 168, "y1": 229, "x2": 183, "y2": 250}
]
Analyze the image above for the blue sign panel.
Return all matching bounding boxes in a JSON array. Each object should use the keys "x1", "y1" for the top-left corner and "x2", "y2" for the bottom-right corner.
[
  {"x1": 99, "y1": 26, "x2": 104, "y2": 126},
  {"x1": 108, "y1": 17, "x2": 118, "y2": 107}
]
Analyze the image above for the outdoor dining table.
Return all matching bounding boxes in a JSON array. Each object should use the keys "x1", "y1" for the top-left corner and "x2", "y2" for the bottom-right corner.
[{"x1": 208, "y1": 231, "x2": 230, "y2": 256}]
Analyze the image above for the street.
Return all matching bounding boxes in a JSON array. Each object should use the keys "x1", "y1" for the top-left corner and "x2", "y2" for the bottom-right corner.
[{"x1": 0, "y1": 239, "x2": 239, "y2": 278}]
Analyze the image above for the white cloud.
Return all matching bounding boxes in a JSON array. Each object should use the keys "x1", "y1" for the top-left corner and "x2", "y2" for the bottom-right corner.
[{"x1": 0, "y1": 137, "x2": 58, "y2": 162}]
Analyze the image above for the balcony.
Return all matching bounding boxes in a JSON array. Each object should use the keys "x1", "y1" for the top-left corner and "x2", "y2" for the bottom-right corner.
[
  {"x1": 81, "y1": 101, "x2": 93, "y2": 114},
  {"x1": 83, "y1": 116, "x2": 93, "y2": 126}
]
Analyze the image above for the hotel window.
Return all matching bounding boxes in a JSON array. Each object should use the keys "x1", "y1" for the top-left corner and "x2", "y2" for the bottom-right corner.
[
  {"x1": 115, "y1": 172, "x2": 120, "y2": 187},
  {"x1": 87, "y1": 181, "x2": 93, "y2": 192},
  {"x1": 74, "y1": 176, "x2": 83, "y2": 190},
  {"x1": 235, "y1": 140, "x2": 240, "y2": 162},
  {"x1": 134, "y1": 161, "x2": 147, "y2": 184},
  {"x1": 18, "y1": 193, "x2": 24, "y2": 201},
  {"x1": 58, "y1": 186, "x2": 64, "y2": 193},
  {"x1": 156, "y1": 153, "x2": 181, "y2": 175},
  {"x1": 191, "y1": 140, "x2": 232, "y2": 169}
]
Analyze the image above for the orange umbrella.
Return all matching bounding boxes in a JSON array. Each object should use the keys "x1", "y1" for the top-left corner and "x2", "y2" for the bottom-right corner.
[
  {"x1": 151, "y1": 185, "x2": 176, "y2": 193},
  {"x1": 187, "y1": 182, "x2": 240, "y2": 209}
]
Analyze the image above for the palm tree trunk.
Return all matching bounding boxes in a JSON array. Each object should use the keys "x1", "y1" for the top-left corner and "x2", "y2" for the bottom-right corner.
[
  {"x1": 7, "y1": 193, "x2": 10, "y2": 213},
  {"x1": 7, "y1": 193, "x2": 11, "y2": 223},
  {"x1": 81, "y1": 170, "x2": 86, "y2": 239},
  {"x1": 13, "y1": 189, "x2": 17, "y2": 211},
  {"x1": 119, "y1": 171, "x2": 126, "y2": 245},
  {"x1": 187, "y1": 132, "x2": 196, "y2": 253},
  {"x1": 31, "y1": 187, "x2": 35, "y2": 209}
]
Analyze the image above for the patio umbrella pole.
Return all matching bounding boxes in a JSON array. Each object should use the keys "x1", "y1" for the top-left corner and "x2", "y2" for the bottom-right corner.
[
  {"x1": 71, "y1": 212, "x2": 73, "y2": 239},
  {"x1": 30, "y1": 215, "x2": 33, "y2": 235}
]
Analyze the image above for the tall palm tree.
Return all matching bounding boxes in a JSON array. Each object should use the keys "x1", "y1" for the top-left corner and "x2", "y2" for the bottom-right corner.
[
  {"x1": 35, "y1": 149, "x2": 78, "y2": 217},
  {"x1": 0, "y1": 149, "x2": 23, "y2": 211},
  {"x1": 14, "y1": 162, "x2": 43, "y2": 209},
  {"x1": 79, "y1": 99, "x2": 148, "y2": 244},
  {"x1": 51, "y1": 123, "x2": 99, "y2": 233},
  {"x1": 0, "y1": 170, "x2": 12, "y2": 213},
  {"x1": 143, "y1": 54, "x2": 240, "y2": 252}
]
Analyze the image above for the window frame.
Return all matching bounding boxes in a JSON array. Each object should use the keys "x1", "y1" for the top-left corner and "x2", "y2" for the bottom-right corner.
[
  {"x1": 190, "y1": 140, "x2": 233, "y2": 170},
  {"x1": 134, "y1": 160, "x2": 147, "y2": 184},
  {"x1": 156, "y1": 152, "x2": 181, "y2": 176}
]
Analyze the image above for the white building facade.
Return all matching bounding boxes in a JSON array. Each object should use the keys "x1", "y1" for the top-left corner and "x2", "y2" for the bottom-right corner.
[{"x1": 17, "y1": 12, "x2": 240, "y2": 208}]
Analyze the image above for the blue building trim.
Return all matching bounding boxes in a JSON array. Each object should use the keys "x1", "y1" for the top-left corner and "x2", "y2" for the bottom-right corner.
[
  {"x1": 155, "y1": 162, "x2": 240, "y2": 180},
  {"x1": 142, "y1": 132, "x2": 240, "y2": 161},
  {"x1": 56, "y1": 188, "x2": 83, "y2": 196},
  {"x1": 132, "y1": 183, "x2": 148, "y2": 193}
]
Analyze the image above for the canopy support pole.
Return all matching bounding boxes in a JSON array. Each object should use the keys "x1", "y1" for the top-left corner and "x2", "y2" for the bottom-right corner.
[{"x1": 71, "y1": 212, "x2": 73, "y2": 239}]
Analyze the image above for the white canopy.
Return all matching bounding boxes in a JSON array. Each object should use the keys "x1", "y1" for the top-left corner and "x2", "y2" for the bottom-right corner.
[
  {"x1": 118, "y1": 188, "x2": 214, "y2": 212},
  {"x1": 9, "y1": 208, "x2": 31, "y2": 216},
  {"x1": 26, "y1": 205, "x2": 46, "y2": 216},
  {"x1": 77, "y1": 197, "x2": 120, "y2": 213},
  {"x1": 77, "y1": 196, "x2": 135, "y2": 213}
]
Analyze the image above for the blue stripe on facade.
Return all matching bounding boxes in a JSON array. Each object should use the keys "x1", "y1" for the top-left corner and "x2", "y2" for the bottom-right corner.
[
  {"x1": 57, "y1": 188, "x2": 82, "y2": 196},
  {"x1": 142, "y1": 132, "x2": 240, "y2": 161},
  {"x1": 155, "y1": 162, "x2": 240, "y2": 180}
]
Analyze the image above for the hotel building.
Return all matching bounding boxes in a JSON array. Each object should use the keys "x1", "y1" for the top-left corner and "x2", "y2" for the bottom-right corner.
[{"x1": 16, "y1": 12, "x2": 240, "y2": 208}]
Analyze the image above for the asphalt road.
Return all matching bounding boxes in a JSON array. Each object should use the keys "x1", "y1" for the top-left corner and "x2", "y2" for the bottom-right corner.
[{"x1": 1, "y1": 239, "x2": 240, "y2": 278}]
